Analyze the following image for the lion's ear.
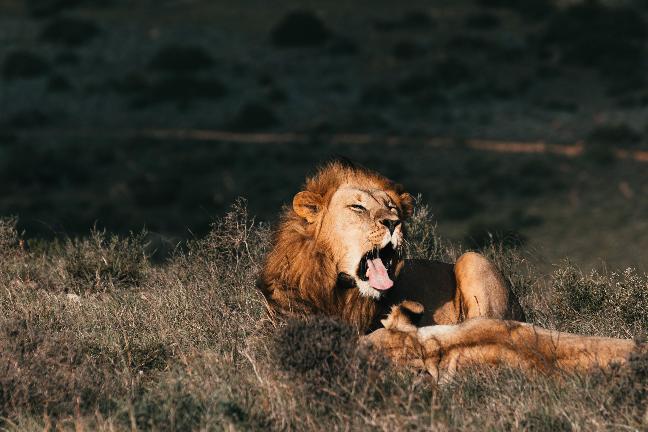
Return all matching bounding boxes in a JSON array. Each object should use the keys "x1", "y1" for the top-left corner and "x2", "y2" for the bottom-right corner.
[
  {"x1": 293, "y1": 191, "x2": 323, "y2": 223},
  {"x1": 399, "y1": 192, "x2": 414, "y2": 219}
]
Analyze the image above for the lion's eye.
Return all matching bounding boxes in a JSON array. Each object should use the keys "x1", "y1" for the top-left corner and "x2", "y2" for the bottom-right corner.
[{"x1": 349, "y1": 204, "x2": 366, "y2": 212}]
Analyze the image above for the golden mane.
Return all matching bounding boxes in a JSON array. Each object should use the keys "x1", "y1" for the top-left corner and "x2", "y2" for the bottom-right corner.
[{"x1": 257, "y1": 160, "x2": 412, "y2": 331}]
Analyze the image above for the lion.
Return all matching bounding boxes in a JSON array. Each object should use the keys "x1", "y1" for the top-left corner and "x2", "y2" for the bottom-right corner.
[
  {"x1": 258, "y1": 160, "x2": 637, "y2": 376},
  {"x1": 258, "y1": 159, "x2": 522, "y2": 332},
  {"x1": 365, "y1": 301, "x2": 638, "y2": 382}
]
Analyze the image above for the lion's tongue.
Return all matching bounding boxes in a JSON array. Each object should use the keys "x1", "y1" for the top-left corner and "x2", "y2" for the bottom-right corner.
[{"x1": 366, "y1": 258, "x2": 393, "y2": 291}]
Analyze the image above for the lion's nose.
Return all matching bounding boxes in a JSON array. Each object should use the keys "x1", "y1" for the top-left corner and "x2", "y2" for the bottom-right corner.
[{"x1": 381, "y1": 219, "x2": 401, "y2": 235}]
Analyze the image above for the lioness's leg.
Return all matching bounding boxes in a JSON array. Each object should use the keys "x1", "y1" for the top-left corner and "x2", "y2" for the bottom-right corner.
[{"x1": 454, "y1": 252, "x2": 509, "y2": 320}]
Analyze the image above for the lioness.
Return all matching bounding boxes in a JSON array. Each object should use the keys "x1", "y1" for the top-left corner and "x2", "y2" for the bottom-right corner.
[
  {"x1": 258, "y1": 159, "x2": 523, "y2": 332},
  {"x1": 368, "y1": 301, "x2": 635, "y2": 381}
]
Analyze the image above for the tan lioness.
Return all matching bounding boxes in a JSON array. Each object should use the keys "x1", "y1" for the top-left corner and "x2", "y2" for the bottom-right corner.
[
  {"x1": 257, "y1": 160, "x2": 636, "y2": 375},
  {"x1": 366, "y1": 301, "x2": 635, "y2": 381}
]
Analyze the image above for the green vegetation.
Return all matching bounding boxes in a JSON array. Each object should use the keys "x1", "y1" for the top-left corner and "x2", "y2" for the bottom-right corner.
[
  {"x1": 541, "y1": 1, "x2": 646, "y2": 81},
  {"x1": 2, "y1": 50, "x2": 50, "y2": 80},
  {"x1": 148, "y1": 44, "x2": 215, "y2": 73},
  {"x1": 0, "y1": 204, "x2": 646, "y2": 430},
  {"x1": 271, "y1": 10, "x2": 332, "y2": 48},
  {"x1": 39, "y1": 16, "x2": 100, "y2": 46}
]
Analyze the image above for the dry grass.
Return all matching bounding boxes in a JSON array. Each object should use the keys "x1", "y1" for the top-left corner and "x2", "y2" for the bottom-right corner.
[{"x1": 0, "y1": 201, "x2": 646, "y2": 431}]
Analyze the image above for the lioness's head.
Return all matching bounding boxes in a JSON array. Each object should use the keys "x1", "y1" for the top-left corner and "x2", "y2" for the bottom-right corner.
[{"x1": 292, "y1": 162, "x2": 413, "y2": 298}]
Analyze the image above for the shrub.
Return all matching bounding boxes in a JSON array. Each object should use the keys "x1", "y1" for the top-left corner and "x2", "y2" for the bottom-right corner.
[
  {"x1": 541, "y1": 1, "x2": 646, "y2": 79},
  {"x1": 46, "y1": 73, "x2": 72, "y2": 92},
  {"x1": 404, "y1": 199, "x2": 457, "y2": 262},
  {"x1": 551, "y1": 264, "x2": 648, "y2": 336},
  {"x1": 40, "y1": 16, "x2": 100, "y2": 46},
  {"x1": 148, "y1": 44, "x2": 215, "y2": 73},
  {"x1": 54, "y1": 228, "x2": 150, "y2": 293},
  {"x1": 263, "y1": 315, "x2": 395, "y2": 422},
  {"x1": 2, "y1": 51, "x2": 50, "y2": 80},
  {"x1": 271, "y1": 11, "x2": 331, "y2": 48},
  {"x1": 5, "y1": 109, "x2": 52, "y2": 128}
]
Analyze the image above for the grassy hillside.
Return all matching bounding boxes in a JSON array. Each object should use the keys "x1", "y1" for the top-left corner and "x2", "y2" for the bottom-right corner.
[
  {"x1": 2, "y1": 0, "x2": 648, "y2": 270},
  {"x1": 2, "y1": 1, "x2": 648, "y2": 428},
  {"x1": 0, "y1": 204, "x2": 646, "y2": 431}
]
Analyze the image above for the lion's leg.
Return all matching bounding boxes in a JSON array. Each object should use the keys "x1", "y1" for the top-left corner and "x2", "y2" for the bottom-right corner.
[{"x1": 454, "y1": 252, "x2": 509, "y2": 320}]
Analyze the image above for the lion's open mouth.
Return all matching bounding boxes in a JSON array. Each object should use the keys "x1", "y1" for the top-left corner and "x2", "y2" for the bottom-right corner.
[{"x1": 357, "y1": 243, "x2": 401, "y2": 291}]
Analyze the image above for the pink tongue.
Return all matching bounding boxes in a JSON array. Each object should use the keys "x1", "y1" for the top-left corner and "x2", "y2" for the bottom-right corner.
[{"x1": 366, "y1": 258, "x2": 394, "y2": 291}]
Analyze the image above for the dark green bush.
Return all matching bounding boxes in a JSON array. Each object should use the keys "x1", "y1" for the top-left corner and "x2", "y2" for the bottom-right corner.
[
  {"x1": 271, "y1": 11, "x2": 331, "y2": 48},
  {"x1": 5, "y1": 109, "x2": 53, "y2": 128},
  {"x1": 541, "y1": 1, "x2": 646, "y2": 79},
  {"x1": 40, "y1": 16, "x2": 100, "y2": 46},
  {"x1": 2, "y1": 51, "x2": 50, "y2": 80},
  {"x1": 47, "y1": 72, "x2": 72, "y2": 91},
  {"x1": 148, "y1": 44, "x2": 215, "y2": 73}
]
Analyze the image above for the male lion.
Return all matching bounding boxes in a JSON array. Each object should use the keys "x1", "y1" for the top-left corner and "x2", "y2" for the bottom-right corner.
[
  {"x1": 258, "y1": 159, "x2": 523, "y2": 332},
  {"x1": 258, "y1": 160, "x2": 638, "y2": 377}
]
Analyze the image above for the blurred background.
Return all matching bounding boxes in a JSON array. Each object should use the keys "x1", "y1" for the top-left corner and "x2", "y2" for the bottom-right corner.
[{"x1": 2, "y1": 0, "x2": 648, "y2": 271}]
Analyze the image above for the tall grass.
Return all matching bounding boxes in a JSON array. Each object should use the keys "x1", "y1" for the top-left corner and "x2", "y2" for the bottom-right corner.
[{"x1": 0, "y1": 201, "x2": 646, "y2": 430}]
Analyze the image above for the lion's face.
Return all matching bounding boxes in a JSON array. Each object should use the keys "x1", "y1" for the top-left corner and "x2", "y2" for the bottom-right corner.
[{"x1": 293, "y1": 180, "x2": 410, "y2": 299}]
